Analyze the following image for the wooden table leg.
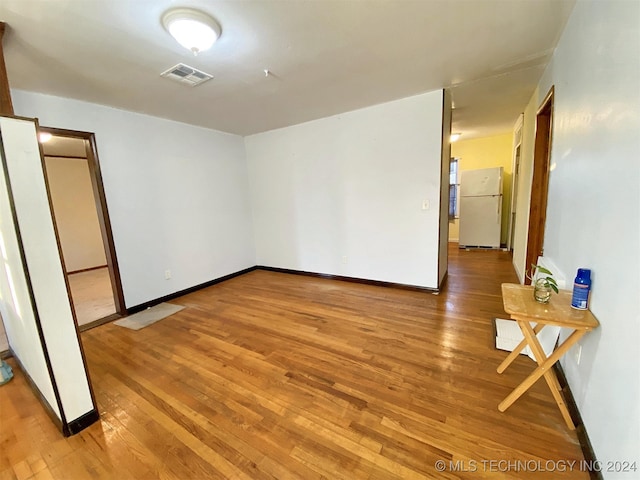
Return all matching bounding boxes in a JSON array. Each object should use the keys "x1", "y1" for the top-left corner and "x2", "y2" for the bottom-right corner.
[
  {"x1": 498, "y1": 327, "x2": 587, "y2": 430},
  {"x1": 497, "y1": 323, "x2": 545, "y2": 374},
  {"x1": 519, "y1": 321, "x2": 575, "y2": 429}
]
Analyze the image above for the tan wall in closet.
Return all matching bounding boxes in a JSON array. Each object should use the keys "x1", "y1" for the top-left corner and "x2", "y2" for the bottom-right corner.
[{"x1": 44, "y1": 157, "x2": 106, "y2": 272}]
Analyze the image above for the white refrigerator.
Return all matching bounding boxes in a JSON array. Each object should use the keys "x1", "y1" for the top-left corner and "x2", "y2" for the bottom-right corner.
[{"x1": 459, "y1": 167, "x2": 503, "y2": 248}]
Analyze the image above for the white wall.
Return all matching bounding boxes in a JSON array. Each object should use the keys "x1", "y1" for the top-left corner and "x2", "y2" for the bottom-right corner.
[
  {"x1": 511, "y1": 89, "x2": 539, "y2": 282},
  {"x1": 1, "y1": 117, "x2": 95, "y2": 421},
  {"x1": 246, "y1": 90, "x2": 444, "y2": 288},
  {"x1": 44, "y1": 157, "x2": 107, "y2": 272},
  {"x1": 0, "y1": 118, "x2": 62, "y2": 419},
  {"x1": 519, "y1": 0, "x2": 640, "y2": 474},
  {"x1": 12, "y1": 90, "x2": 256, "y2": 308},
  {"x1": 0, "y1": 125, "x2": 60, "y2": 417}
]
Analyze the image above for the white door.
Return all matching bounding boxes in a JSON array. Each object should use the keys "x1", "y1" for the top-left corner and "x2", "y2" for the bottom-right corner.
[
  {"x1": 460, "y1": 167, "x2": 503, "y2": 197},
  {"x1": 459, "y1": 195, "x2": 502, "y2": 248}
]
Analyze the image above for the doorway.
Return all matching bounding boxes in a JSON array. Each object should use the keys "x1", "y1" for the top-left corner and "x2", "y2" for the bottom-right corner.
[
  {"x1": 39, "y1": 127, "x2": 125, "y2": 328},
  {"x1": 508, "y1": 143, "x2": 521, "y2": 251},
  {"x1": 523, "y1": 87, "x2": 554, "y2": 284},
  {"x1": 506, "y1": 114, "x2": 523, "y2": 253}
]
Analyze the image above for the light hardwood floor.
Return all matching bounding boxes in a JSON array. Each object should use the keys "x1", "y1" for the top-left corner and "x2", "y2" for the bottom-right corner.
[
  {"x1": 0, "y1": 246, "x2": 588, "y2": 479},
  {"x1": 67, "y1": 267, "x2": 116, "y2": 326}
]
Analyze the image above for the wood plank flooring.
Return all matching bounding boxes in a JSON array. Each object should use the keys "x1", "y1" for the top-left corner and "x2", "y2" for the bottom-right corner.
[
  {"x1": 67, "y1": 267, "x2": 116, "y2": 327},
  {"x1": 0, "y1": 245, "x2": 588, "y2": 479}
]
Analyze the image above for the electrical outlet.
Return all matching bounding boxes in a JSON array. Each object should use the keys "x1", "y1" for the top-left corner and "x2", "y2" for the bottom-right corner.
[
  {"x1": 341, "y1": 256, "x2": 348, "y2": 264},
  {"x1": 574, "y1": 344, "x2": 582, "y2": 365},
  {"x1": 165, "y1": 269, "x2": 172, "y2": 280}
]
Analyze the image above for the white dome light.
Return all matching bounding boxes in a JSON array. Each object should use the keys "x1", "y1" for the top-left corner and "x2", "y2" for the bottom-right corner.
[{"x1": 162, "y1": 8, "x2": 221, "y2": 56}]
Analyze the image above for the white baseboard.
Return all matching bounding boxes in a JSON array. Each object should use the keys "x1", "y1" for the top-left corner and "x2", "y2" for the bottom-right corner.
[
  {"x1": 448, "y1": 238, "x2": 459, "y2": 243},
  {"x1": 513, "y1": 260, "x2": 523, "y2": 284}
]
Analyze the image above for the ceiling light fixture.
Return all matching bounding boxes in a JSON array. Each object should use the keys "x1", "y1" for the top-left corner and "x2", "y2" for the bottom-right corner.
[
  {"x1": 450, "y1": 133, "x2": 462, "y2": 143},
  {"x1": 162, "y1": 8, "x2": 221, "y2": 56},
  {"x1": 38, "y1": 132, "x2": 52, "y2": 143}
]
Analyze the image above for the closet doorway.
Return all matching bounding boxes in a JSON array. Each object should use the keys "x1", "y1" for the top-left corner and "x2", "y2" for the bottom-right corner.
[{"x1": 39, "y1": 127, "x2": 125, "y2": 329}]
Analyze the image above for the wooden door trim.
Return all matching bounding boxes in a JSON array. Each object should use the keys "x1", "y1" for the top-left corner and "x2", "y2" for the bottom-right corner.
[
  {"x1": 437, "y1": 88, "x2": 452, "y2": 289},
  {"x1": 39, "y1": 126, "x2": 126, "y2": 315},
  {"x1": 0, "y1": 23, "x2": 14, "y2": 116},
  {"x1": 524, "y1": 86, "x2": 554, "y2": 283},
  {"x1": 33, "y1": 119, "x2": 100, "y2": 429}
]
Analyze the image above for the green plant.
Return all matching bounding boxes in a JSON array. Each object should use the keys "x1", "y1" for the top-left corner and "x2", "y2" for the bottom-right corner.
[{"x1": 526, "y1": 264, "x2": 559, "y2": 294}]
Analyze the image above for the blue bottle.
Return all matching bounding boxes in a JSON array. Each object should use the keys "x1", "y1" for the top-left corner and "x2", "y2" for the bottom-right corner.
[{"x1": 571, "y1": 268, "x2": 591, "y2": 310}]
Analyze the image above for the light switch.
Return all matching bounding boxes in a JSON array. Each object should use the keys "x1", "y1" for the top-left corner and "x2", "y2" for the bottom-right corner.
[{"x1": 422, "y1": 200, "x2": 430, "y2": 210}]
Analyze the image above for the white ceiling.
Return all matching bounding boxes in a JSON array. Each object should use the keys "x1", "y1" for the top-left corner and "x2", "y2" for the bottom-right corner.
[{"x1": 1, "y1": 0, "x2": 575, "y2": 139}]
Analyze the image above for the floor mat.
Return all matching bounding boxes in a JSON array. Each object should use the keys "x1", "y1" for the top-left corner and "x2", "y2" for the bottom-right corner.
[{"x1": 114, "y1": 303, "x2": 184, "y2": 330}]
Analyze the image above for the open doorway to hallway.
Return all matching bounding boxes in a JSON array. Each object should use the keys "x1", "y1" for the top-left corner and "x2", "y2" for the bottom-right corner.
[
  {"x1": 39, "y1": 127, "x2": 126, "y2": 328},
  {"x1": 523, "y1": 87, "x2": 554, "y2": 283}
]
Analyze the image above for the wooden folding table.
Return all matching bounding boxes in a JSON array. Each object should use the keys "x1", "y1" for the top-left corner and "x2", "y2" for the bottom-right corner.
[{"x1": 497, "y1": 283, "x2": 599, "y2": 430}]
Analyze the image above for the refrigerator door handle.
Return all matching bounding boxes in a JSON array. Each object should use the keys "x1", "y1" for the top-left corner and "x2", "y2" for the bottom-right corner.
[{"x1": 497, "y1": 197, "x2": 502, "y2": 222}]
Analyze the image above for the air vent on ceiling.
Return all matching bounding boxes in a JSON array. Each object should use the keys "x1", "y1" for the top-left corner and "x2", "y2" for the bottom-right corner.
[{"x1": 160, "y1": 63, "x2": 213, "y2": 87}]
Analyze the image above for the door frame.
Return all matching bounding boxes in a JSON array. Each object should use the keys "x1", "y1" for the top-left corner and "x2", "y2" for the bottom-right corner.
[
  {"x1": 506, "y1": 114, "x2": 523, "y2": 252},
  {"x1": 524, "y1": 86, "x2": 554, "y2": 284},
  {"x1": 39, "y1": 126, "x2": 126, "y2": 318}
]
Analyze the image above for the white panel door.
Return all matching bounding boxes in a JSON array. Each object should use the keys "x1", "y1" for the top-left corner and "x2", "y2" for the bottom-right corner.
[
  {"x1": 459, "y1": 195, "x2": 501, "y2": 247},
  {"x1": 460, "y1": 167, "x2": 503, "y2": 196}
]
